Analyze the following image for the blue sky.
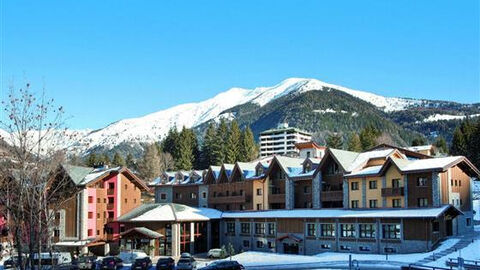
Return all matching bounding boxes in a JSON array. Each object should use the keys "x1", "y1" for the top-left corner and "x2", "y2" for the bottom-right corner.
[{"x1": 1, "y1": 0, "x2": 479, "y2": 129}]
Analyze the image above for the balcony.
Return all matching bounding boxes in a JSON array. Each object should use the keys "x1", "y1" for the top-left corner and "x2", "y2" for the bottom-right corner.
[
  {"x1": 107, "y1": 189, "x2": 115, "y2": 195},
  {"x1": 381, "y1": 187, "x2": 404, "y2": 197},
  {"x1": 107, "y1": 203, "x2": 115, "y2": 210},
  {"x1": 321, "y1": 190, "x2": 343, "y2": 202},
  {"x1": 268, "y1": 193, "x2": 285, "y2": 204},
  {"x1": 210, "y1": 194, "x2": 248, "y2": 204}
]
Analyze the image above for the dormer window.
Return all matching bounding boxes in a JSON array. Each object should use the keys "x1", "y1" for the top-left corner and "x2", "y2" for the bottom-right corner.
[
  {"x1": 256, "y1": 166, "x2": 264, "y2": 176},
  {"x1": 304, "y1": 162, "x2": 312, "y2": 173},
  {"x1": 306, "y1": 151, "x2": 311, "y2": 158}
]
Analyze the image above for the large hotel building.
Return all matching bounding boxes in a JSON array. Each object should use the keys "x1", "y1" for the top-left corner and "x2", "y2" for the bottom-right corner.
[{"x1": 259, "y1": 123, "x2": 312, "y2": 157}]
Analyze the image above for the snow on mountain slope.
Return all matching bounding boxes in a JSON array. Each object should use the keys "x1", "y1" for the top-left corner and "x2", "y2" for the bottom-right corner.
[{"x1": 0, "y1": 78, "x2": 426, "y2": 152}]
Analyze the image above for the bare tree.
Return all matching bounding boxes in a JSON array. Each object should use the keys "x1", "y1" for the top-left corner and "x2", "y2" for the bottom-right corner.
[{"x1": 0, "y1": 82, "x2": 80, "y2": 269}]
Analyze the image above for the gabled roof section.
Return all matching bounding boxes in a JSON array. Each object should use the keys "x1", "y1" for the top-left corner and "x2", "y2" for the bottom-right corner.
[
  {"x1": 368, "y1": 143, "x2": 432, "y2": 159},
  {"x1": 117, "y1": 203, "x2": 222, "y2": 222},
  {"x1": 295, "y1": 141, "x2": 326, "y2": 150},
  {"x1": 61, "y1": 164, "x2": 95, "y2": 185},
  {"x1": 265, "y1": 156, "x2": 304, "y2": 178},
  {"x1": 82, "y1": 166, "x2": 150, "y2": 192}
]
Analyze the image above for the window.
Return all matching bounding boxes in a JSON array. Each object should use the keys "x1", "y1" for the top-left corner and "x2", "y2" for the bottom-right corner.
[
  {"x1": 255, "y1": 223, "x2": 265, "y2": 235},
  {"x1": 226, "y1": 222, "x2": 235, "y2": 234},
  {"x1": 97, "y1": 198, "x2": 101, "y2": 203},
  {"x1": 359, "y1": 246, "x2": 371, "y2": 252},
  {"x1": 268, "y1": 241, "x2": 275, "y2": 249},
  {"x1": 243, "y1": 240, "x2": 250, "y2": 248},
  {"x1": 240, "y1": 205, "x2": 246, "y2": 210},
  {"x1": 256, "y1": 188, "x2": 262, "y2": 195},
  {"x1": 267, "y1": 223, "x2": 276, "y2": 235},
  {"x1": 321, "y1": 224, "x2": 335, "y2": 237},
  {"x1": 226, "y1": 205, "x2": 230, "y2": 210},
  {"x1": 392, "y1": 199, "x2": 401, "y2": 208},
  {"x1": 304, "y1": 186, "x2": 311, "y2": 194},
  {"x1": 340, "y1": 245, "x2": 351, "y2": 251},
  {"x1": 256, "y1": 166, "x2": 264, "y2": 176},
  {"x1": 369, "y1": 180, "x2": 377, "y2": 189},
  {"x1": 307, "y1": 223, "x2": 316, "y2": 237},
  {"x1": 108, "y1": 183, "x2": 114, "y2": 189},
  {"x1": 213, "y1": 191, "x2": 217, "y2": 197},
  {"x1": 124, "y1": 184, "x2": 128, "y2": 190},
  {"x1": 134, "y1": 199, "x2": 137, "y2": 204},
  {"x1": 108, "y1": 197, "x2": 114, "y2": 204},
  {"x1": 88, "y1": 229, "x2": 93, "y2": 237},
  {"x1": 351, "y1": 200, "x2": 359, "y2": 209},
  {"x1": 96, "y1": 230, "x2": 100, "y2": 235},
  {"x1": 239, "y1": 190, "x2": 244, "y2": 196},
  {"x1": 321, "y1": 244, "x2": 331, "y2": 249},
  {"x1": 88, "y1": 212, "x2": 93, "y2": 219},
  {"x1": 241, "y1": 223, "x2": 251, "y2": 234},
  {"x1": 327, "y1": 162, "x2": 339, "y2": 175},
  {"x1": 369, "y1": 199, "x2": 378, "y2": 208},
  {"x1": 306, "y1": 151, "x2": 311, "y2": 158},
  {"x1": 451, "y1": 179, "x2": 454, "y2": 186},
  {"x1": 417, "y1": 177, "x2": 427, "y2": 186},
  {"x1": 54, "y1": 229, "x2": 60, "y2": 237},
  {"x1": 104, "y1": 198, "x2": 107, "y2": 203},
  {"x1": 382, "y1": 224, "x2": 401, "y2": 239},
  {"x1": 340, "y1": 224, "x2": 356, "y2": 238},
  {"x1": 256, "y1": 204, "x2": 262, "y2": 210},
  {"x1": 466, "y1": 218, "x2": 472, "y2": 226},
  {"x1": 226, "y1": 191, "x2": 229, "y2": 197},
  {"x1": 190, "y1": 192, "x2": 197, "y2": 199},
  {"x1": 202, "y1": 192, "x2": 207, "y2": 198},
  {"x1": 88, "y1": 196, "x2": 93, "y2": 203},
  {"x1": 417, "y1": 198, "x2": 428, "y2": 207},
  {"x1": 175, "y1": 193, "x2": 182, "y2": 199},
  {"x1": 108, "y1": 211, "x2": 114, "y2": 218},
  {"x1": 97, "y1": 213, "x2": 100, "y2": 219},
  {"x1": 455, "y1": 180, "x2": 458, "y2": 186},
  {"x1": 459, "y1": 180, "x2": 462, "y2": 186},
  {"x1": 392, "y1": 179, "x2": 401, "y2": 188},
  {"x1": 351, "y1": 182, "x2": 359, "y2": 191},
  {"x1": 256, "y1": 241, "x2": 264, "y2": 248},
  {"x1": 124, "y1": 198, "x2": 127, "y2": 203},
  {"x1": 160, "y1": 193, "x2": 167, "y2": 200},
  {"x1": 359, "y1": 224, "x2": 376, "y2": 238}
]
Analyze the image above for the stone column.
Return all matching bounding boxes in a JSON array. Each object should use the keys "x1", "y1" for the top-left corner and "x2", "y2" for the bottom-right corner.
[
  {"x1": 285, "y1": 178, "x2": 294, "y2": 210},
  {"x1": 207, "y1": 222, "x2": 212, "y2": 251},
  {"x1": 312, "y1": 173, "x2": 321, "y2": 209},
  {"x1": 361, "y1": 177, "x2": 367, "y2": 208},
  {"x1": 403, "y1": 175, "x2": 408, "y2": 208},
  {"x1": 189, "y1": 222, "x2": 195, "y2": 254},
  {"x1": 432, "y1": 172, "x2": 440, "y2": 207},
  {"x1": 342, "y1": 178, "x2": 349, "y2": 209},
  {"x1": 171, "y1": 223, "x2": 181, "y2": 257}
]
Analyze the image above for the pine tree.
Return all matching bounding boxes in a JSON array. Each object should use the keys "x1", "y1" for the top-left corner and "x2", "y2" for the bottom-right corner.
[
  {"x1": 112, "y1": 152, "x2": 126, "y2": 166},
  {"x1": 450, "y1": 127, "x2": 466, "y2": 156},
  {"x1": 433, "y1": 136, "x2": 448, "y2": 154},
  {"x1": 126, "y1": 153, "x2": 136, "y2": 170},
  {"x1": 225, "y1": 120, "x2": 241, "y2": 163},
  {"x1": 217, "y1": 119, "x2": 229, "y2": 163},
  {"x1": 411, "y1": 137, "x2": 427, "y2": 146},
  {"x1": 176, "y1": 127, "x2": 195, "y2": 170},
  {"x1": 359, "y1": 125, "x2": 380, "y2": 150},
  {"x1": 85, "y1": 153, "x2": 99, "y2": 167},
  {"x1": 202, "y1": 122, "x2": 223, "y2": 167},
  {"x1": 240, "y1": 126, "x2": 258, "y2": 161},
  {"x1": 347, "y1": 133, "x2": 362, "y2": 152},
  {"x1": 162, "y1": 127, "x2": 180, "y2": 160},
  {"x1": 101, "y1": 154, "x2": 111, "y2": 166},
  {"x1": 326, "y1": 133, "x2": 343, "y2": 149},
  {"x1": 138, "y1": 143, "x2": 162, "y2": 181}
]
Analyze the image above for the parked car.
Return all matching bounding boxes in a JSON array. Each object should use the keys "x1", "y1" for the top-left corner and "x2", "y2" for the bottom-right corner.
[
  {"x1": 3, "y1": 255, "x2": 25, "y2": 269},
  {"x1": 100, "y1": 256, "x2": 124, "y2": 270},
  {"x1": 199, "y1": 261, "x2": 244, "y2": 270},
  {"x1": 155, "y1": 257, "x2": 175, "y2": 270},
  {"x1": 176, "y1": 256, "x2": 197, "y2": 270},
  {"x1": 77, "y1": 256, "x2": 97, "y2": 270},
  {"x1": 207, "y1": 249, "x2": 224, "y2": 259},
  {"x1": 131, "y1": 256, "x2": 152, "y2": 270}
]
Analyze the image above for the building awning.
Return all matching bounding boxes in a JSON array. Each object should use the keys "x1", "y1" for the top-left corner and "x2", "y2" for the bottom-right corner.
[
  {"x1": 277, "y1": 234, "x2": 303, "y2": 243},
  {"x1": 53, "y1": 240, "x2": 90, "y2": 247},
  {"x1": 120, "y1": 227, "x2": 163, "y2": 239},
  {"x1": 86, "y1": 240, "x2": 107, "y2": 247}
]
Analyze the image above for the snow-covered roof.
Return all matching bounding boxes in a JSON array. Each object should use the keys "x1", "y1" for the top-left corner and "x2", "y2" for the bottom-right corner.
[
  {"x1": 407, "y1": 145, "x2": 433, "y2": 152},
  {"x1": 221, "y1": 205, "x2": 459, "y2": 219},
  {"x1": 328, "y1": 149, "x2": 359, "y2": 172},
  {"x1": 77, "y1": 166, "x2": 122, "y2": 185},
  {"x1": 118, "y1": 203, "x2": 223, "y2": 222},
  {"x1": 346, "y1": 149, "x2": 396, "y2": 172},
  {"x1": 345, "y1": 165, "x2": 383, "y2": 177},
  {"x1": 392, "y1": 156, "x2": 463, "y2": 172},
  {"x1": 274, "y1": 156, "x2": 305, "y2": 177}
]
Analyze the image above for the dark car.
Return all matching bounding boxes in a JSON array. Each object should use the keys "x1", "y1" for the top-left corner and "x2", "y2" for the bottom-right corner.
[
  {"x1": 199, "y1": 260, "x2": 245, "y2": 270},
  {"x1": 131, "y1": 257, "x2": 152, "y2": 270},
  {"x1": 155, "y1": 257, "x2": 175, "y2": 270},
  {"x1": 176, "y1": 256, "x2": 197, "y2": 270},
  {"x1": 77, "y1": 256, "x2": 97, "y2": 270},
  {"x1": 100, "y1": 256, "x2": 124, "y2": 270}
]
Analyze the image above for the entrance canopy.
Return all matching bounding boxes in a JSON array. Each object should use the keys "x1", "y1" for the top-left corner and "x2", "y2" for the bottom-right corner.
[
  {"x1": 278, "y1": 234, "x2": 303, "y2": 243},
  {"x1": 120, "y1": 227, "x2": 163, "y2": 239}
]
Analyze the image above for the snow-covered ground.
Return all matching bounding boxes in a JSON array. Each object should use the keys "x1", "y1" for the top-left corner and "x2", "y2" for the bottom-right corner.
[
  {"x1": 227, "y1": 238, "x2": 459, "y2": 268},
  {"x1": 419, "y1": 113, "x2": 480, "y2": 123}
]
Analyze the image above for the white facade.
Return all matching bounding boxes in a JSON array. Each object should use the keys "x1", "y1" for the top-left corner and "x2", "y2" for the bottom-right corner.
[{"x1": 259, "y1": 124, "x2": 312, "y2": 157}]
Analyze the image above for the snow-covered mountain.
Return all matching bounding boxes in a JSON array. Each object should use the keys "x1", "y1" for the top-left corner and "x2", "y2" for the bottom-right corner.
[
  {"x1": 67, "y1": 78, "x2": 425, "y2": 151},
  {"x1": 4, "y1": 77, "x2": 472, "y2": 155}
]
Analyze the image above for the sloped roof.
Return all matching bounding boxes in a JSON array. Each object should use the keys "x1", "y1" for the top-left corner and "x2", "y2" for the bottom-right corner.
[
  {"x1": 407, "y1": 145, "x2": 433, "y2": 152},
  {"x1": 120, "y1": 227, "x2": 163, "y2": 239},
  {"x1": 118, "y1": 203, "x2": 222, "y2": 222},
  {"x1": 345, "y1": 165, "x2": 383, "y2": 177},
  {"x1": 328, "y1": 148, "x2": 359, "y2": 172},
  {"x1": 62, "y1": 164, "x2": 94, "y2": 185}
]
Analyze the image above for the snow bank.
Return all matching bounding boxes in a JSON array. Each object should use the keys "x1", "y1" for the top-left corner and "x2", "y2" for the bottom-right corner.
[{"x1": 474, "y1": 200, "x2": 480, "y2": 221}]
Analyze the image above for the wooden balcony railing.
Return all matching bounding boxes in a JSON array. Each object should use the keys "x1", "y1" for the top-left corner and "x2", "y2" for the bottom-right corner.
[
  {"x1": 209, "y1": 194, "x2": 248, "y2": 204},
  {"x1": 107, "y1": 189, "x2": 115, "y2": 195},
  {"x1": 381, "y1": 187, "x2": 404, "y2": 197},
  {"x1": 268, "y1": 193, "x2": 285, "y2": 204},
  {"x1": 321, "y1": 190, "x2": 344, "y2": 202},
  {"x1": 107, "y1": 203, "x2": 115, "y2": 210}
]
